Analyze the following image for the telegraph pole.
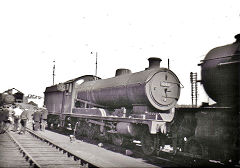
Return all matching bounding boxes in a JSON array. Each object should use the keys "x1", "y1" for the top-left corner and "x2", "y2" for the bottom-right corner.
[
  {"x1": 168, "y1": 58, "x2": 170, "y2": 69},
  {"x1": 95, "y1": 52, "x2": 98, "y2": 76},
  {"x1": 53, "y1": 60, "x2": 55, "y2": 85},
  {"x1": 91, "y1": 52, "x2": 98, "y2": 77}
]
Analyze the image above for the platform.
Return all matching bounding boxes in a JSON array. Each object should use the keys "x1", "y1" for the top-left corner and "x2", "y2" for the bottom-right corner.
[{"x1": 36, "y1": 130, "x2": 158, "y2": 168}]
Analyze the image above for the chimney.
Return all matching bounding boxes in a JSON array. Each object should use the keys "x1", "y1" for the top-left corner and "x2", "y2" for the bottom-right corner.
[
  {"x1": 148, "y1": 57, "x2": 162, "y2": 69},
  {"x1": 115, "y1": 68, "x2": 132, "y2": 76}
]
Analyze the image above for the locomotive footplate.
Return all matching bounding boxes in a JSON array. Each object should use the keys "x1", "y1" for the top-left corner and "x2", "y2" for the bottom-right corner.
[{"x1": 64, "y1": 112, "x2": 171, "y2": 134}]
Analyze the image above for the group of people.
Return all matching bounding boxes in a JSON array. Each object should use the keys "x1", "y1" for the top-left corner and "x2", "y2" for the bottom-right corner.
[
  {"x1": 0, "y1": 104, "x2": 48, "y2": 134},
  {"x1": 32, "y1": 106, "x2": 48, "y2": 131}
]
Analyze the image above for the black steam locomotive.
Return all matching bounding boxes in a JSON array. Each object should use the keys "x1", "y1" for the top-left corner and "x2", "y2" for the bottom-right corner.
[
  {"x1": 44, "y1": 34, "x2": 239, "y2": 163},
  {"x1": 0, "y1": 88, "x2": 24, "y2": 106},
  {"x1": 0, "y1": 88, "x2": 25, "y2": 133}
]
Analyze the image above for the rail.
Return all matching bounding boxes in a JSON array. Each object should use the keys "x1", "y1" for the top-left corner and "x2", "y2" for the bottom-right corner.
[
  {"x1": 6, "y1": 131, "x2": 41, "y2": 168},
  {"x1": 26, "y1": 128, "x2": 98, "y2": 167}
]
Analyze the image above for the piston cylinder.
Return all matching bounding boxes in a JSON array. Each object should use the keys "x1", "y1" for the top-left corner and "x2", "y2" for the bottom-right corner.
[{"x1": 116, "y1": 122, "x2": 140, "y2": 137}]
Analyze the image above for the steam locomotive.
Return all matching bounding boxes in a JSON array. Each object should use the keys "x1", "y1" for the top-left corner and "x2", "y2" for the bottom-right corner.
[
  {"x1": 0, "y1": 88, "x2": 25, "y2": 133},
  {"x1": 0, "y1": 88, "x2": 24, "y2": 106},
  {"x1": 44, "y1": 34, "x2": 239, "y2": 163}
]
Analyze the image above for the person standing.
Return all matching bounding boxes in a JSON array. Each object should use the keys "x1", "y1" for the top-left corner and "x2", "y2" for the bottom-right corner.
[
  {"x1": 0, "y1": 106, "x2": 11, "y2": 133},
  {"x1": 40, "y1": 105, "x2": 48, "y2": 131},
  {"x1": 32, "y1": 109, "x2": 41, "y2": 131},
  {"x1": 13, "y1": 105, "x2": 23, "y2": 132},
  {"x1": 7, "y1": 105, "x2": 14, "y2": 125},
  {"x1": 20, "y1": 108, "x2": 30, "y2": 134}
]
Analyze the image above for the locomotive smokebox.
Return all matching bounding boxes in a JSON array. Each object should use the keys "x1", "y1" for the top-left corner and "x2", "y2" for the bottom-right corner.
[
  {"x1": 148, "y1": 57, "x2": 162, "y2": 69},
  {"x1": 2, "y1": 94, "x2": 15, "y2": 105}
]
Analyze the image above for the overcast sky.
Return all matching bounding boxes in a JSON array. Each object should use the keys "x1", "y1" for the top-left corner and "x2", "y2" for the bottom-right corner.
[{"x1": 0, "y1": 0, "x2": 239, "y2": 106}]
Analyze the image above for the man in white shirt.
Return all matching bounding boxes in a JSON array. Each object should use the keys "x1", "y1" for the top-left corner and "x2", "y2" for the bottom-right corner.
[{"x1": 13, "y1": 105, "x2": 23, "y2": 132}]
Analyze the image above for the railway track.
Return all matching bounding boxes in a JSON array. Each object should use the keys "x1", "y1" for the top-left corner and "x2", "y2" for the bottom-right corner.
[
  {"x1": 0, "y1": 131, "x2": 30, "y2": 168},
  {"x1": 29, "y1": 128, "x2": 235, "y2": 167},
  {"x1": 0, "y1": 130, "x2": 98, "y2": 168}
]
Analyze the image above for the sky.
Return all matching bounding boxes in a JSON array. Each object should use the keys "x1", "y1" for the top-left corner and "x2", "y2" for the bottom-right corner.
[{"x1": 0, "y1": 0, "x2": 239, "y2": 106}]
